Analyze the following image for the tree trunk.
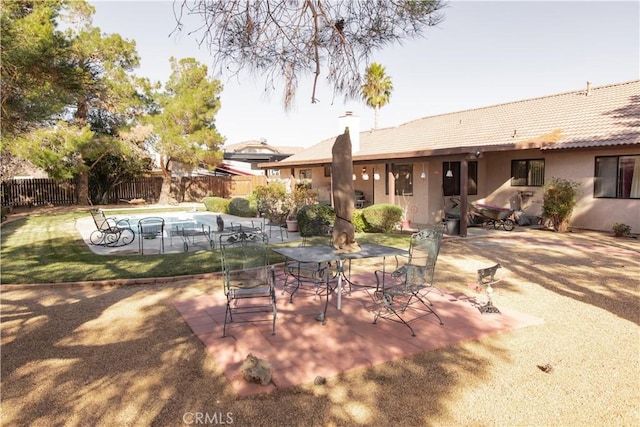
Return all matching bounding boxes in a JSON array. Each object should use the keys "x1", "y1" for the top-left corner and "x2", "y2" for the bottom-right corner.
[
  {"x1": 556, "y1": 219, "x2": 569, "y2": 233},
  {"x1": 157, "y1": 174, "x2": 174, "y2": 205},
  {"x1": 374, "y1": 105, "x2": 379, "y2": 130},
  {"x1": 76, "y1": 172, "x2": 89, "y2": 205},
  {"x1": 157, "y1": 157, "x2": 177, "y2": 205}
]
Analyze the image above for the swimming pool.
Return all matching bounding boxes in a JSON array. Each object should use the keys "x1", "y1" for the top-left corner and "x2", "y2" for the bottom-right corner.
[
  {"x1": 80, "y1": 211, "x2": 275, "y2": 255},
  {"x1": 115, "y1": 213, "x2": 213, "y2": 232},
  {"x1": 112, "y1": 212, "x2": 265, "y2": 252}
]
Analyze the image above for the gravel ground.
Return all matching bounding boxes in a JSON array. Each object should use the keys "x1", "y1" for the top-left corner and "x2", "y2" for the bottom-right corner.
[{"x1": 1, "y1": 226, "x2": 638, "y2": 426}]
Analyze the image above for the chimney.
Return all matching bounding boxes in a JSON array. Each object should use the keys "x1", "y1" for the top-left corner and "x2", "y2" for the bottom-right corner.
[
  {"x1": 586, "y1": 81, "x2": 592, "y2": 96},
  {"x1": 338, "y1": 111, "x2": 360, "y2": 153}
]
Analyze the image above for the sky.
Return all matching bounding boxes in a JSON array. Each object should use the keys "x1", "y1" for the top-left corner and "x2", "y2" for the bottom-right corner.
[{"x1": 89, "y1": 1, "x2": 640, "y2": 148}]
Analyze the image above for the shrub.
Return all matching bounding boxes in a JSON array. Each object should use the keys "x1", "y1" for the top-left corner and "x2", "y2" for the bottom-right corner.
[
  {"x1": 286, "y1": 185, "x2": 319, "y2": 220},
  {"x1": 362, "y1": 204, "x2": 403, "y2": 233},
  {"x1": 252, "y1": 184, "x2": 287, "y2": 217},
  {"x1": 612, "y1": 222, "x2": 632, "y2": 237},
  {"x1": 228, "y1": 197, "x2": 256, "y2": 217},
  {"x1": 351, "y1": 209, "x2": 366, "y2": 232},
  {"x1": 202, "y1": 197, "x2": 230, "y2": 213},
  {"x1": 297, "y1": 203, "x2": 335, "y2": 237},
  {"x1": 542, "y1": 177, "x2": 581, "y2": 233}
]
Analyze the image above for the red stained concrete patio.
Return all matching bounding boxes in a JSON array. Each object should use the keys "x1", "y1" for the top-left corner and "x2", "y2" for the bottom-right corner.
[{"x1": 172, "y1": 270, "x2": 543, "y2": 397}]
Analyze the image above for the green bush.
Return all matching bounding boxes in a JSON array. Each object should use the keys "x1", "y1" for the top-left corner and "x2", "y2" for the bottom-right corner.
[
  {"x1": 612, "y1": 222, "x2": 632, "y2": 237},
  {"x1": 351, "y1": 209, "x2": 366, "y2": 232},
  {"x1": 542, "y1": 177, "x2": 581, "y2": 232},
  {"x1": 297, "y1": 203, "x2": 335, "y2": 237},
  {"x1": 252, "y1": 184, "x2": 287, "y2": 217},
  {"x1": 228, "y1": 197, "x2": 256, "y2": 217},
  {"x1": 202, "y1": 196, "x2": 230, "y2": 213},
  {"x1": 362, "y1": 204, "x2": 403, "y2": 233}
]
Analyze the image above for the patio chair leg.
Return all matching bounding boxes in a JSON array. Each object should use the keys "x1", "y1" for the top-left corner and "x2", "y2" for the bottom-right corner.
[
  {"x1": 223, "y1": 303, "x2": 233, "y2": 338},
  {"x1": 373, "y1": 294, "x2": 417, "y2": 337},
  {"x1": 282, "y1": 270, "x2": 301, "y2": 303},
  {"x1": 271, "y1": 295, "x2": 277, "y2": 335},
  {"x1": 412, "y1": 292, "x2": 444, "y2": 325}
]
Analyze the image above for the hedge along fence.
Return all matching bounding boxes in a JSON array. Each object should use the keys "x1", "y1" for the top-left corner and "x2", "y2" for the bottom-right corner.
[{"x1": 1, "y1": 175, "x2": 267, "y2": 208}]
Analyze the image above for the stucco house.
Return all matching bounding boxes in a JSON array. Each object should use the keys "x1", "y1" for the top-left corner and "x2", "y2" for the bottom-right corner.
[{"x1": 261, "y1": 80, "x2": 640, "y2": 234}]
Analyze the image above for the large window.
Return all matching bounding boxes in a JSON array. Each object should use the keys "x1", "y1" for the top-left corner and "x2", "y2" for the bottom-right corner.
[
  {"x1": 595, "y1": 155, "x2": 640, "y2": 199},
  {"x1": 442, "y1": 161, "x2": 478, "y2": 196},
  {"x1": 511, "y1": 159, "x2": 545, "y2": 186},
  {"x1": 299, "y1": 169, "x2": 312, "y2": 179},
  {"x1": 386, "y1": 163, "x2": 413, "y2": 195}
]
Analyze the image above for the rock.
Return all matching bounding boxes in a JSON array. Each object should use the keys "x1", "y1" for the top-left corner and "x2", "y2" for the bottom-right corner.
[{"x1": 241, "y1": 353, "x2": 272, "y2": 386}]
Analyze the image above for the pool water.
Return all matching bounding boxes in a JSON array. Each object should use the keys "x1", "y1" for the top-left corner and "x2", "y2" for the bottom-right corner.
[{"x1": 113, "y1": 213, "x2": 217, "y2": 234}]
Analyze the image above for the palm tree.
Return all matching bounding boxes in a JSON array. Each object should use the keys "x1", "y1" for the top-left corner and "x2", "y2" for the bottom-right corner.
[{"x1": 360, "y1": 63, "x2": 393, "y2": 129}]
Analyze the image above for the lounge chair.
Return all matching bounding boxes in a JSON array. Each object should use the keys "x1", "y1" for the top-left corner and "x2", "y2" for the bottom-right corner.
[{"x1": 89, "y1": 209, "x2": 135, "y2": 247}]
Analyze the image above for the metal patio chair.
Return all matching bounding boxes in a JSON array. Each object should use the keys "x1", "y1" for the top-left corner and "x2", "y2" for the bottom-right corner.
[
  {"x1": 219, "y1": 230, "x2": 276, "y2": 337},
  {"x1": 89, "y1": 209, "x2": 135, "y2": 247},
  {"x1": 137, "y1": 217, "x2": 165, "y2": 255},
  {"x1": 264, "y1": 210, "x2": 289, "y2": 241},
  {"x1": 281, "y1": 230, "x2": 338, "y2": 303},
  {"x1": 373, "y1": 223, "x2": 445, "y2": 336}
]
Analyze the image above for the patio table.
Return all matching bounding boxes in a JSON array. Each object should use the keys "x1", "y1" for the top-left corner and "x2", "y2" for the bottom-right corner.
[{"x1": 271, "y1": 244, "x2": 408, "y2": 324}]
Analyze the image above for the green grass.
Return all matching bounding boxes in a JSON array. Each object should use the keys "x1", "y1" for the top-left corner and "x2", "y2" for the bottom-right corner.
[{"x1": 0, "y1": 212, "x2": 410, "y2": 285}]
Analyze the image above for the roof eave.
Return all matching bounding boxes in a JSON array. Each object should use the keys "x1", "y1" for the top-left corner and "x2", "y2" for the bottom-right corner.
[{"x1": 258, "y1": 140, "x2": 550, "y2": 169}]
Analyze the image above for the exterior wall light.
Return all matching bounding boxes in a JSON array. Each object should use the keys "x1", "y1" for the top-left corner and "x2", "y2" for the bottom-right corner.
[{"x1": 361, "y1": 167, "x2": 369, "y2": 181}]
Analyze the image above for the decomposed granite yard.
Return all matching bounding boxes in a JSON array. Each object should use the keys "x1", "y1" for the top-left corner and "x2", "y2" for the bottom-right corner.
[{"x1": 1, "y1": 223, "x2": 638, "y2": 426}]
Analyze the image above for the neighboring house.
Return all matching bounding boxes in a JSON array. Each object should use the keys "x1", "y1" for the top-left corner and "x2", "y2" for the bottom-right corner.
[
  {"x1": 221, "y1": 139, "x2": 302, "y2": 176},
  {"x1": 170, "y1": 139, "x2": 302, "y2": 177},
  {"x1": 260, "y1": 80, "x2": 640, "y2": 233}
]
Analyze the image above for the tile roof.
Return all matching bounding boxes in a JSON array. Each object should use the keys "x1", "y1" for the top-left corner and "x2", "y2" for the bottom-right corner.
[
  {"x1": 222, "y1": 140, "x2": 304, "y2": 155},
  {"x1": 271, "y1": 80, "x2": 640, "y2": 167}
]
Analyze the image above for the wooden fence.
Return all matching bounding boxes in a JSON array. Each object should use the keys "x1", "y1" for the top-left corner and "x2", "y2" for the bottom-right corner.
[
  {"x1": 1, "y1": 178, "x2": 77, "y2": 207},
  {"x1": 1, "y1": 175, "x2": 267, "y2": 208}
]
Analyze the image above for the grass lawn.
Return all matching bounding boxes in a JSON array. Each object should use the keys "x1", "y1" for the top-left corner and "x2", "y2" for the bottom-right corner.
[{"x1": 0, "y1": 211, "x2": 408, "y2": 285}]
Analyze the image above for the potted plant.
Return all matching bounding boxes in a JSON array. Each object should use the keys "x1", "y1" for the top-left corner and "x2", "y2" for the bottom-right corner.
[{"x1": 285, "y1": 185, "x2": 318, "y2": 232}]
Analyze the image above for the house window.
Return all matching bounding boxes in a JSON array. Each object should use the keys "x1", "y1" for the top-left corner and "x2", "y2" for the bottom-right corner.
[
  {"x1": 595, "y1": 155, "x2": 640, "y2": 199},
  {"x1": 386, "y1": 163, "x2": 413, "y2": 196},
  {"x1": 324, "y1": 166, "x2": 331, "y2": 177},
  {"x1": 299, "y1": 169, "x2": 312, "y2": 179},
  {"x1": 442, "y1": 161, "x2": 478, "y2": 196},
  {"x1": 511, "y1": 159, "x2": 545, "y2": 186}
]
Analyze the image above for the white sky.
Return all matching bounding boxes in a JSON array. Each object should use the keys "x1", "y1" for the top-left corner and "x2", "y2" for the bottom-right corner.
[{"x1": 89, "y1": 0, "x2": 640, "y2": 148}]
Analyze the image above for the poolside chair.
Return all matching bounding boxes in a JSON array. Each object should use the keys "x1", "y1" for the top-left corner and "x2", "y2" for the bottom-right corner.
[
  {"x1": 219, "y1": 230, "x2": 276, "y2": 338},
  {"x1": 89, "y1": 209, "x2": 135, "y2": 247},
  {"x1": 137, "y1": 217, "x2": 165, "y2": 255},
  {"x1": 373, "y1": 223, "x2": 445, "y2": 336}
]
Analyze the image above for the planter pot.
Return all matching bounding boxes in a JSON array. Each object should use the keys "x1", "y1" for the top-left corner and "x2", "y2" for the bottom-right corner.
[
  {"x1": 444, "y1": 218, "x2": 460, "y2": 235},
  {"x1": 286, "y1": 220, "x2": 298, "y2": 232}
]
